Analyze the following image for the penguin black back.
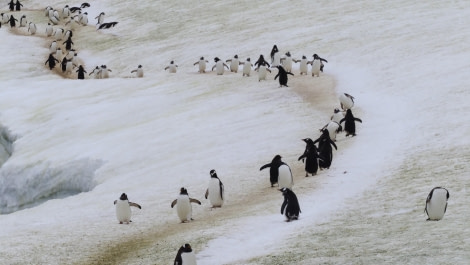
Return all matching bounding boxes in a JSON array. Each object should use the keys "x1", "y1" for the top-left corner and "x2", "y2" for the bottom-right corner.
[
  {"x1": 280, "y1": 188, "x2": 301, "y2": 221},
  {"x1": 274, "y1": 65, "x2": 294, "y2": 87},
  {"x1": 340, "y1": 109, "x2": 362, "y2": 136}
]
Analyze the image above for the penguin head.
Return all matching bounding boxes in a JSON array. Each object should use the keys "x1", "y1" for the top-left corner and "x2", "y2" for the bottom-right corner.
[
  {"x1": 285, "y1": 51, "x2": 291, "y2": 57},
  {"x1": 302, "y1": 55, "x2": 307, "y2": 59},
  {"x1": 272, "y1": 154, "x2": 282, "y2": 163},
  {"x1": 180, "y1": 187, "x2": 188, "y2": 195},
  {"x1": 234, "y1": 55, "x2": 238, "y2": 59},
  {"x1": 302, "y1": 138, "x2": 314, "y2": 145},
  {"x1": 200, "y1": 56, "x2": 204, "y2": 60},
  {"x1": 345, "y1": 109, "x2": 353, "y2": 117},
  {"x1": 183, "y1": 243, "x2": 192, "y2": 252},
  {"x1": 214, "y1": 57, "x2": 220, "y2": 62},
  {"x1": 119, "y1": 193, "x2": 128, "y2": 200},
  {"x1": 138, "y1": 65, "x2": 142, "y2": 68},
  {"x1": 210, "y1": 169, "x2": 218, "y2": 178},
  {"x1": 313, "y1": 54, "x2": 319, "y2": 59},
  {"x1": 170, "y1": 60, "x2": 174, "y2": 64},
  {"x1": 280, "y1": 187, "x2": 291, "y2": 196},
  {"x1": 334, "y1": 108, "x2": 340, "y2": 113},
  {"x1": 246, "y1": 58, "x2": 250, "y2": 61}
]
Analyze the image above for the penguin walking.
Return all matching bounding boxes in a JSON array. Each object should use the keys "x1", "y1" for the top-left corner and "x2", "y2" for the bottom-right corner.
[
  {"x1": 100, "y1": 65, "x2": 112, "y2": 78},
  {"x1": 45, "y1": 23, "x2": 53, "y2": 37},
  {"x1": 89, "y1": 66, "x2": 101, "y2": 79},
  {"x1": 45, "y1": 54, "x2": 59, "y2": 70},
  {"x1": 308, "y1": 54, "x2": 328, "y2": 77},
  {"x1": 1, "y1": 13, "x2": 9, "y2": 25},
  {"x1": 339, "y1": 93, "x2": 355, "y2": 110},
  {"x1": 313, "y1": 129, "x2": 337, "y2": 169},
  {"x1": 174, "y1": 243, "x2": 197, "y2": 265},
  {"x1": 131, "y1": 65, "x2": 144, "y2": 77},
  {"x1": 294, "y1": 55, "x2": 309, "y2": 75},
  {"x1": 321, "y1": 121, "x2": 342, "y2": 141},
  {"x1": 15, "y1": 0, "x2": 23, "y2": 11},
  {"x1": 165, "y1": 61, "x2": 178, "y2": 73},
  {"x1": 53, "y1": 28, "x2": 64, "y2": 41},
  {"x1": 211, "y1": 57, "x2": 229, "y2": 75},
  {"x1": 62, "y1": 5, "x2": 71, "y2": 19},
  {"x1": 171, "y1": 187, "x2": 202, "y2": 223},
  {"x1": 226, "y1": 55, "x2": 241, "y2": 73},
  {"x1": 60, "y1": 58, "x2": 68, "y2": 73},
  {"x1": 270, "y1": 45, "x2": 280, "y2": 66},
  {"x1": 63, "y1": 36, "x2": 74, "y2": 51},
  {"x1": 340, "y1": 109, "x2": 362, "y2": 137},
  {"x1": 8, "y1": 15, "x2": 18, "y2": 28},
  {"x1": 27, "y1": 22, "x2": 36, "y2": 35},
  {"x1": 8, "y1": 0, "x2": 14, "y2": 11},
  {"x1": 274, "y1": 65, "x2": 294, "y2": 87},
  {"x1": 298, "y1": 138, "x2": 321, "y2": 177},
  {"x1": 76, "y1": 65, "x2": 86, "y2": 80},
  {"x1": 331, "y1": 108, "x2": 345, "y2": 126},
  {"x1": 49, "y1": 41, "x2": 57, "y2": 54},
  {"x1": 280, "y1": 51, "x2": 294, "y2": 73},
  {"x1": 19, "y1": 15, "x2": 26, "y2": 27},
  {"x1": 205, "y1": 169, "x2": 224, "y2": 208},
  {"x1": 80, "y1": 12, "x2": 88, "y2": 25},
  {"x1": 113, "y1": 193, "x2": 142, "y2": 224},
  {"x1": 193, "y1": 57, "x2": 208, "y2": 73},
  {"x1": 95, "y1": 12, "x2": 105, "y2": 25},
  {"x1": 280, "y1": 188, "x2": 301, "y2": 222},
  {"x1": 425, "y1": 187, "x2": 449, "y2": 221},
  {"x1": 240, "y1": 57, "x2": 253, "y2": 77},
  {"x1": 260, "y1": 155, "x2": 293, "y2": 189},
  {"x1": 255, "y1": 61, "x2": 271, "y2": 81}
]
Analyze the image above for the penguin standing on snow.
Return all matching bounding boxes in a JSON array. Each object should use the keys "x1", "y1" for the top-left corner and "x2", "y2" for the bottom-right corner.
[
  {"x1": 294, "y1": 55, "x2": 309, "y2": 75},
  {"x1": 205, "y1": 169, "x2": 224, "y2": 208},
  {"x1": 131, "y1": 65, "x2": 144, "y2": 77},
  {"x1": 113, "y1": 193, "x2": 142, "y2": 224},
  {"x1": 76, "y1": 65, "x2": 86, "y2": 79},
  {"x1": 270, "y1": 44, "x2": 280, "y2": 66},
  {"x1": 95, "y1": 12, "x2": 105, "y2": 25},
  {"x1": 8, "y1": 0, "x2": 14, "y2": 11},
  {"x1": 260, "y1": 155, "x2": 293, "y2": 189},
  {"x1": 255, "y1": 61, "x2": 271, "y2": 81},
  {"x1": 321, "y1": 121, "x2": 342, "y2": 142},
  {"x1": 45, "y1": 23, "x2": 53, "y2": 36},
  {"x1": 174, "y1": 243, "x2": 197, "y2": 265},
  {"x1": 226, "y1": 55, "x2": 241, "y2": 73},
  {"x1": 331, "y1": 108, "x2": 345, "y2": 125},
  {"x1": 15, "y1": 0, "x2": 23, "y2": 11},
  {"x1": 425, "y1": 187, "x2": 449, "y2": 221},
  {"x1": 165, "y1": 60, "x2": 178, "y2": 73},
  {"x1": 171, "y1": 187, "x2": 202, "y2": 223},
  {"x1": 308, "y1": 54, "x2": 328, "y2": 77},
  {"x1": 8, "y1": 15, "x2": 18, "y2": 28},
  {"x1": 28, "y1": 22, "x2": 36, "y2": 35},
  {"x1": 274, "y1": 65, "x2": 294, "y2": 87},
  {"x1": 280, "y1": 188, "x2": 301, "y2": 222},
  {"x1": 339, "y1": 93, "x2": 355, "y2": 110},
  {"x1": 340, "y1": 109, "x2": 362, "y2": 137},
  {"x1": 240, "y1": 57, "x2": 253, "y2": 77},
  {"x1": 193, "y1": 56, "x2": 208, "y2": 73},
  {"x1": 313, "y1": 129, "x2": 337, "y2": 169},
  {"x1": 298, "y1": 138, "x2": 321, "y2": 177},
  {"x1": 44, "y1": 54, "x2": 59, "y2": 70},
  {"x1": 19, "y1": 15, "x2": 26, "y2": 27},
  {"x1": 280, "y1": 51, "x2": 294, "y2": 73},
  {"x1": 63, "y1": 36, "x2": 74, "y2": 51},
  {"x1": 100, "y1": 65, "x2": 112, "y2": 78},
  {"x1": 211, "y1": 57, "x2": 229, "y2": 75}
]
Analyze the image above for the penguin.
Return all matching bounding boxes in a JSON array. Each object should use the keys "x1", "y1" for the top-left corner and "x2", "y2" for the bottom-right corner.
[
  {"x1": 113, "y1": 193, "x2": 142, "y2": 224},
  {"x1": 44, "y1": 6, "x2": 53, "y2": 17},
  {"x1": 308, "y1": 54, "x2": 328, "y2": 77},
  {"x1": 72, "y1": 53, "x2": 79, "y2": 66},
  {"x1": 226, "y1": 55, "x2": 240, "y2": 73},
  {"x1": 44, "y1": 54, "x2": 59, "y2": 70},
  {"x1": 64, "y1": 29, "x2": 73, "y2": 39},
  {"x1": 27, "y1": 22, "x2": 36, "y2": 35},
  {"x1": 165, "y1": 61, "x2": 178, "y2": 73},
  {"x1": 8, "y1": 0, "x2": 14, "y2": 12},
  {"x1": 339, "y1": 93, "x2": 355, "y2": 110},
  {"x1": 80, "y1": 12, "x2": 88, "y2": 25},
  {"x1": 19, "y1": 15, "x2": 26, "y2": 27},
  {"x1": 53, "y1": 28, "x2": 64, "y2": 41},
  {"x1": 131, "y1": 65, "x2": 144, "y2": 77},
  {"x1": 425, "y1": 187, "x2": 450, "y2": 221},
  {"x1": 321, "y1": 121, "x2": 342, "y2": 141},
  {"x1": 240, "y1": 57, "x2": 253, "y2": 77},
  {"x1": 270, "y1": 45, "x2": 280, "y2": 66},
  {"x1": 8, "y1": 15, "x2": 17, "y2": 28},
  {"x1": 171, "y1": 187, "x2": 202, "y2": 223},
  {"x1": 313, "y1": 129, "x2": 337, "y2": 169},
  {"x1": 294, "y1": 55, "x2": 309, "y2": 75},
  {"x1": 280, "y1": 51, "x2": 294, "y2": 73},
  {"x1": 15, "y1": 0, "x2": 23, "y2": 11},
  {"x1": 64, "y1": 60, "x2": 75, "y2": 75},
  {"x1": 69, "y1": 6, "x2": 81, "y2": 13},
  {"x1": 65, "y1": 49, "x2": 75, "y2": 60},
  {"x1": 254, "y1": 54, "x2": 270, "y2": 69},
  {"x1": 260, "y1": 155, "x2": 293, "y2": 189},
  {"x1": 49, "y1": 41, "x2": 58, "y2": 54},
  {"x1": 193, "y1": 57, "x2": 208, "y2": 73},
  {"x1": 205, "y1": 169, "x2": 224, "y2": 208},
  {"x1": 45, "y1": 23, "x2": 53, "y2": 37},
  {"x1": 98, "y1": 22, "x2": 118, "y2": 29},
  {"x1": 280, "y1": 188, "x2": 301, "y2": 222},
  {"x1": 331, "y1": 108, "x2": 345, "y2": 125},
  {"x1": 211, "y1": 57, "x2": 229, "y2": 75},
  {"x1": 100, "y1": 65, "x2": 112, "y2": 78},
  {"x1": 339, "y1": 109, "x2": 362, "y2": 137},
  {"x1": 174, "y1": 243, "x2": 197, "y2": 265},
  {"x1": 95, "y1": 12, "x2": 105, "y2": 25},
  {"x1": 60, "y1": 58, "x2": 68, "y2": 73},
  {"x1": 255, "y1": 61, "x2": 271, "y2": 81},
  {"x1": 63, "y1": 36, "x2": 74, "y2": 51},
  {"x1": 76, "y1": 65, "x2": 86, "y2": 80},
  {"x1": 89, "y1": 66, "x2": 101, "y2": 79},
  {"x1": 62, "y1": 5, "x2": 71, "y2": 19},
  {"x1": 274, "y1": 65, "x2": 294, "y2": 87},
  {"x1": 298, "y1": 138, "x2": 321, "y2": 177},
  {"x1": 1, "y1": 13, "x2": 9, "y2": 25},
  {"x1": 81, "y1": 3, "x2": 91, "y2": 8}
]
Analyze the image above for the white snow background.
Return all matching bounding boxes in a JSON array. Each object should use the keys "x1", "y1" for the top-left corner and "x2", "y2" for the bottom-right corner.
[{"x1": 0, "y1": 0, "x2": 469, "y2": 264}]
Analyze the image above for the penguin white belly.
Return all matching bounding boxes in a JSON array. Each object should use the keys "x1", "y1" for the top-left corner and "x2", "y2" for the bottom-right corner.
[
  {"x1": 312, "y1": 60, "x2": 321, "y2": 76},
  {"x1": 326, "y1": 122, "x2": 340, "y2": 141},
  {"x1": 198, "y1": 61, "x2": 206, "y2": 73},
  {"x1": 49, "y1": 43, "x2": 57, "y2": 54},
  {"x1": 278, "y1": 165, "x2": 293, "y2": 190},
  {"x1": 331, "y1": 112, "x2": 344, "y2": 124},
  {"x1": 216, "y1": 62, "x2": 225, "y2": 75},
  {"x1": 208, "y1": 179, "x2": 223, "y2": 207},
  {"x1": 115, "y1": 200, "x2": 131, "y2": 223},
  {"x1": 339, "y1": 94, "x2": 354, "y2": 110},
  {"x1": 181, "y1": 252, "x2": 197, "y2": 265},
  {"x1": 101, "y1": 69, "x2": 109, "y2": 79},
  {"x1": 426, "y1": 189, "x2": 448, "y2": 220},
  {"x1": 272, "y1": 53, "x2": 281, "y2": 66},
  {"x1": 299, "y1": 60, "x2": 308, "y2": 75},
  {"x1": 242, "y1": 63, "x2": 251, "y2": 76},
  {"x1": 65, "y1": 61, "x2": 74, "y2": 74},
  {"x1": 283, "y1": 57, "x2": 293, "y2": 72},
  {"x1": 176, "y1": 196, "x2": 192, "y2": 222},
  {"x1": 168, "y1": 65, "x2": 177, "y2": 73},
  {"x1": 258, "y1": 66, "x2": 268, "y2": 81},
  {"x1": 230, "y1": 60, "x2": 239, "y2": 72},
  {"x1": 136, "y1": 68, "x2": 144, "y2": 77}
]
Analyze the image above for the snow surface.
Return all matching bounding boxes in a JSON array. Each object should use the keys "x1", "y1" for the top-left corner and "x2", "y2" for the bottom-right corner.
[{"x1": 0, "y1": 0, "x2": 469, "y2": 264}]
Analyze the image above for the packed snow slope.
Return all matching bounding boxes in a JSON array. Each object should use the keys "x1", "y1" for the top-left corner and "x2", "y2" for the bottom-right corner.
[{"x1": 0, "y1": 0, "x2": 469, "y2": 264}]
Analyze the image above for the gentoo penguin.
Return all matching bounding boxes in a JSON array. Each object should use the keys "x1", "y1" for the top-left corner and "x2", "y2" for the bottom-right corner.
[
  {"x1": 174, "y1": 243, "x2": 197, "y2": 265},
  {"x1": 60, "y1": 58, "x2": 68, "y2": 73},
  {"x1": 19, "y1": 15, "x2": 26, "y2": 27},
  {"x1": 240, "y1": 57, "x2": 253, "y2": 77},
  {"x1": 64, "y1": 29, "x2": 73, "y2": 39},
  {"x1": 340, "y1": 109, "x2": 362, "y2": 137},
  {"x1": 95, "y1": 12, "x2": 105, "y2": 25},
  {"x1": 80, "y1": 12, "x2": 88, "y2": 25},
  {"x1": 1, "y1": 13, "x2": 9, "y2": 25},
  {"x1": 98, "y1": 22, "x2": 118, "y2": 29},
  {"x1": 15, "y1": 0, "x2": 22, "y2": 11},
  {"x1": 294, "y1": 55, "x2": 309, "y2": 75},
  {"x1": 280, "y1": 188, "x2": 301, "y2": 222},
  {"x1": 308, "y1": 54, "x2": 328, "y2": 77},
  {"x1": 62, "y1": 5, "x2": 71, "y2": 19},
  {"x1": 63, "y1": 36, "x2": 74, "y2": 51},
  {"x1": 211, "y1": 57, "x2": 229, "y2": 75},
  {"x1": 274, "y1": 65, "x2": 294, "y2": 87},
  {"x1": 270, "y1": 45, "x2": 280, "y2": 66},
  {"x1": 205, "y1": 169, "x2": 224, "y2": 208},
  {"x1": 280, "y1": 51, "x2": 294, "y2": 73},
  {"x1": 45, "y1": 23, "x2": 53, "y2": 37},
  {"x1": 321, "y1": 121, "x2": 342, "y2": 141},
  {"x1": 260, "y1": 155, "x2": 293, "y2": 189},
  {"x1": 313, "y1": 129, "x2": 337, "y2": 169},
  {"x1": 193, "y1": 57, "x2": 208, "y2": 73},
  {"x1": 44, "y1": 54, "x2": 59, "y2": 70},
  {"x1": 226, "y1": 55, "x2": 241, "y2": 73},
  {"x1": 53, "y1": 28, "x2": 64, "y2": 41},
  {"x1": 254, "y1": 54, "x2": 270, "y2": 69},
  {"x1": 255, "y1": 61, "x2": 271, "y2": 81},
  {"x1": 89, "y1": 66, "x2": 101, "y2": 79},
  {"x1": 8, "y1": 15, "x2": 17, "y2": 28},
  {"x1": 339, "y1": 93, "x2": 355, "y2": 110},
  {"x1": 81, "y1": 2, "x2": 91, "y2": 8},
  {"x1": 76, "y1": 65, "x2": 86, "y2": 80},
  {"x1": 425, "y1": 187, "x2": 450, "y2": 221},
  {"x1": 8, "y1": 0, "x2": 14, "y2": 11},
  {"x1": 64, "y1": 59, "x2": 75, "y2": 75},
  {"x1": 171, "y1": 187, "x2": 202, "y2": 223},
  {"x1": 100, "y1": 65, "x2": 112, "y2": 78},
  {"x1": 131, "y1": 65, "x2": 144, "y2": 77},
  {"x1": 331, "y1": 108, "x2": 345, "y2": 125},
  {"x1": 114, "y1": 193, "x2": 142, "y2": 224},
  {"x1": 49, "y1": 41, "x2": 57, "y2": 54},
  {"x1": 165, "y1": 61, "x2": 178, "y2": 73},
  {"x1": 27, "y1": 22, "x2": 36, "y2": 35},
  {"x1": 44, "y1": 6, "x2": 52, "y2": 17},
  {"x1": 298, "y1": 138, "x2": 321, "y2": 177},
  {"x1": 65, "y1": 49, "x2": 75, "y2": 60}
]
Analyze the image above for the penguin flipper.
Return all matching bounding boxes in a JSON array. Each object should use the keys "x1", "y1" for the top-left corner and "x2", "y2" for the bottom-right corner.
[
  {"x1": 260, "y1": 163, "x2": 271, "y2": 171},
  {"x1": 129, "y1": 202, "x2": 141, "y2": 209},
  {"x1": 281, "y1": 199, "x2": 287, "y2": 215},
  {"x1": 204, "y1": 189, "x2": 209, "y2": 199},
  {"x1": 355, "y1": 118, "x2": 363, "y2": 123},
  {"x1": 113, "y1": 200, "x2": 117, "y2": 205},
  {"x1": 190, "y1": 198, "x2": 201, "y2": 205},
  {"x1": 171, "y1": 199, "x2": 177, "y2": 208}
]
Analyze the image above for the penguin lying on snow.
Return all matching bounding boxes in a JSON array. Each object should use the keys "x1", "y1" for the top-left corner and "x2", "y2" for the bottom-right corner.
[
  {"x1": 280, "y1": 188, "x2": 301, "y2": 222},
  {"x1": 98, "y1": 22, "x2": 118, "y2": 29},
  {"x1": 174, "y1": 243, "x2": 197, "y2": 265},
  {"x1": 205, "y1": 169, "x2": 224, "y2": 208},
  {"x1": 425, "y1": 187, "x2": 449, "y2": 221},
  {"x1": 260, "y1": 155, "x2": 293, "y2": 189},
  {"x1": 114, "y1": 193, "x2": 142, "y2": 224},
  {"x1": 171, "y1": 187, "x2": 201, "y2": 223}
]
